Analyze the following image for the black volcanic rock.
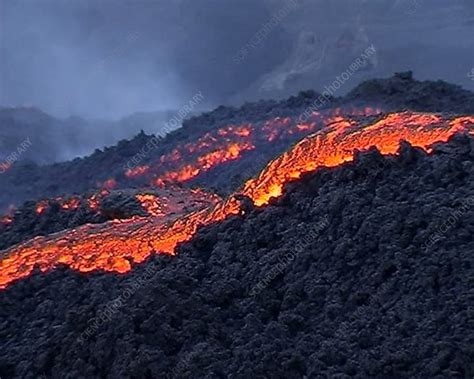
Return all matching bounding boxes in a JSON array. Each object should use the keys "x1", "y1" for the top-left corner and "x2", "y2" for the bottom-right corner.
[
  {"x1": 0, "y1": 134, "x2": 473, "y2": 378},
  {"x1": 1, "y1": 73, "x2": 473, "y2": 214},
  {"x1": 345, "y1": 71, "x2": 474, "y2": 113},
  {"x1": 0, "y1": 191, "x2": 146, "y2": 251}
]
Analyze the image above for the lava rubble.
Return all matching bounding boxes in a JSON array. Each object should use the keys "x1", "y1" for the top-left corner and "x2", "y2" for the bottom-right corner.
[
  {"x1": 0, "y1": 111, "x2": 472, "y2": 289},
  {"x1": 1, "y1": 133, "x2": 472, "y2": 378}
]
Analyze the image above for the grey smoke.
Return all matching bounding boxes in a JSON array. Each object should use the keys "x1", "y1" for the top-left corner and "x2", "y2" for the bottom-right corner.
[{"x1": 1, "y1": 0, "x2": 473, "y2": 119}]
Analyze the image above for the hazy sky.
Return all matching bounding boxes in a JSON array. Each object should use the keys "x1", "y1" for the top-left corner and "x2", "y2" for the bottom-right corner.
[{"x1": 1, "y1": 0, "x2": 473, "y2": 118}]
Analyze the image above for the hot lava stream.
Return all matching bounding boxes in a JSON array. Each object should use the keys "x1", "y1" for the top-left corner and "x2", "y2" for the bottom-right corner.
[
  {"x1": 120, "y1": 106, "x2": 382, "y2": 188},
  {"x1": 0, "y1": 111, "x2": 473, "y2": 288}
]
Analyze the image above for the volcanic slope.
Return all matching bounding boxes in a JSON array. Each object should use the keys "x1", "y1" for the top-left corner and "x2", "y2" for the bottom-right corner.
[
  {"x1": 1, "y1": 111, "x2": 472, "y2": 289},
  {"x1": 1, "y1": 134, "x2": 473, "y2": 378},
  {"x1": 1, "y1": 71, "x2": 473, "y2": 212},
  {"x1": 0, "y1": 187, "x2": 220, "y2": 251}
]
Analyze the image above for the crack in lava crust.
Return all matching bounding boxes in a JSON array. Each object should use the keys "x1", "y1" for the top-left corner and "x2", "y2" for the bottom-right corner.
[{"x1": 0, "y1": 112, "x2": 473, "y2": 288}]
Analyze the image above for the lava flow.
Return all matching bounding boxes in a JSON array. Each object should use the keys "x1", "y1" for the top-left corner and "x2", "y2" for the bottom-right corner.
[
  {"x1": 32, "y1": 192, "x2": 110, "y2": 216},
  {"x1": 0, "y1": 205, "x2": 15, "y2": 225},
  {"x1": 0, "y1": 215, "x2": 12, "y2": 225},
  {"x1": 0, "y1": 111, "x2": 473, "y2": 288},
  {"x1": 242, "y1": 112, "x2": 474, "y2": 206},
  {"x1": 154, "y1": 140, "x2": 255, "y2": 186},
  {"x1": 121, "y1": 106, "x2": 382, "y2": 187},
  {"x1": 0, "y1": 191, "x2": 236, "y2": 288},
  {"x1": 15, "y1": 187, "x2": 220, "y2": 226}
]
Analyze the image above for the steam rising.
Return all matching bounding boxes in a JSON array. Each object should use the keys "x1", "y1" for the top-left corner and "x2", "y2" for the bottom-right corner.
[{"x1": 1, "y1": 0, "x2": 473, "y2": 119}]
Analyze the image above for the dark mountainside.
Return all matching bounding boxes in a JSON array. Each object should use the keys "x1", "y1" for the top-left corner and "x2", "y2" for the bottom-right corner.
[
  {"x1": 1, "y1": 134, "x2": 473, "y2": 378},
  {"x1": 1, "y1": 72, "x2": 474, "y2": 212},
  {"x1": 0, "y1": 107, "x2": 179, "y2": 166},
  {"x1": 343, "y1": 71, "x2": 474, "y2": 112},
  {"x1": 0, "y1": 191, "x2": 147, "y2": 251},
  {"x1": 0, "y1": 186, "x2": 218, "y2": 252},
  {"x1": 0, "y1": 108, "x2": 61, "y2": 165}
]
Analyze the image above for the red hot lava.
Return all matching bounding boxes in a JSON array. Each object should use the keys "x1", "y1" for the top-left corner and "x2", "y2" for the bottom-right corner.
[
  {"x1": 121, "y1": 107, "x2": 382, "y2": 188},
  {"x1": 0, "y1": 111, "x2": 472, "y2": 288}
]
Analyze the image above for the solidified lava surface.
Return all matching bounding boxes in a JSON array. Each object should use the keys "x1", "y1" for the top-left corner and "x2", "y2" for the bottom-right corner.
[
  {"x1": 1, "y1": 111, "x2": 472, "y2": 290},
  {"x1": 2, "y1": 72, "x2": 474, "y2": 213},
  {"x1": 0, "y1": 134, "x2": 473, "y2": 378}
]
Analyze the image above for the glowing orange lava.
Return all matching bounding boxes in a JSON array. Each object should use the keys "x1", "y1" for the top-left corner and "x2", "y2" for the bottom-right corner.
[
  {"x1": 154, "y1": 140, "x2": 255, "y2": 185},
  {"x1": 87, "y1": 194, "x2": 100, "y2": 210},
  {"x1": 0, "y1": 215, "x2": 12, "y2": 225},
  {"x1": 106, "y1": 178, "x2": 117, "y2": 189},
  {"x1": 59, "y1": 197, "x2": 80, "y2": 210},
  {"x1": 135, "y1": 194, "x2": 164, "y2": 216},
  {"x1": 99, "y1": 178, "x2": 117, "y2": 190},
  {"x1": 0, "y1": 186, "x2": 222, "y2": 287},
  {"x1": 0, "y1": 111, "x2": 472, "y2": 289},
  {"x1": 35, "y1": 200, "x2": 49, "y2": 214},
  {"x1": 243, "y1": 112, "x2": 474, "y2": 206},
  {"x1": 34, "y1": 194, "x2": 100, "y2": 215},
  {"x1": 121, "y1": 107, "x2": 382, "y2": 188},
  {"x1": 0, "y1": 205, "x2": 15, "y2": 225},
  {"x1": 125, "y1": 165, "x2": 150, "y2": 178}
]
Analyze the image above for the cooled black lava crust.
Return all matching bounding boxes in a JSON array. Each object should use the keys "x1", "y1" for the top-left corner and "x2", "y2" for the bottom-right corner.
[{"x1": 1, "y1": 134, "x2": 473, "y2": 378}]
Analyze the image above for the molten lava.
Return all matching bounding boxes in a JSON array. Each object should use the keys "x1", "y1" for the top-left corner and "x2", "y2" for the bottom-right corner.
[
  {"x1": 120, "y1": 107, "x2": 382, "y2": 188},
  {"x1": 242, "y1": 112, "x2": 474, "y2": 206},
  {"x1": 0, "y1": 215, "x2": 12, "y2": 225},
  {"x1": 134, "y1": 188, "x2": 220, "y2": 217},
  {"x1": 59, "y1": 196, "x2": 80, "y2": 210},
  {"x1": 35, "y1": 200, "x2": 49, "y2": 214},
  {"x1": 149, "y1": 123, "x2": 255, "y2": 183},
  {"x1": 125, "y1": 165, "x2": 150, "y2": 178},
  {"x1": 99, "y1": 178, "x2": 117, "y2": 190},
  {"x1": 0, "y1": 186, "x2": 222, "y2": 287},
  {"x1": 34, "y1": 193, "x2": 104, "y2": 215},
  {"x1": 0, "y1": 205, "x2": 16, "y2": 225},
  {"x1": 154, "y1": 140, "x2": 255, "y2": 186},
  {"x1": 135, "y1": 194, "x2": 165, "y2": 216},
  {"x1": 0, "y1": 111, "x2": 473, "y2": 288}
]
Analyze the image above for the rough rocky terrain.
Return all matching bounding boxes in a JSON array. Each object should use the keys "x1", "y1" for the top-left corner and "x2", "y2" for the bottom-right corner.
[
  {"x1": 2, "y1": 73, "x2": 474, "y2": 214},
  {"x1": 1, "y1": 134, "x2": 472, "y2": 378}
]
